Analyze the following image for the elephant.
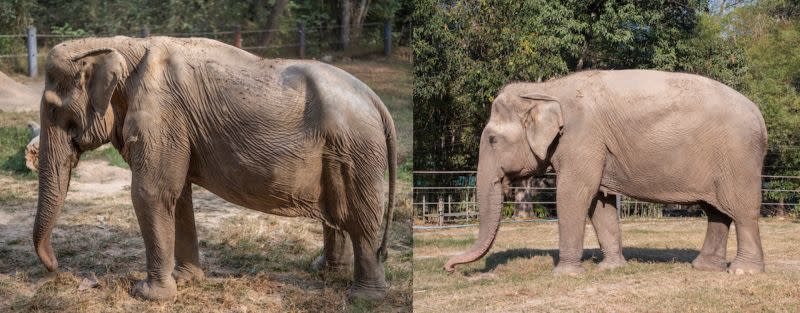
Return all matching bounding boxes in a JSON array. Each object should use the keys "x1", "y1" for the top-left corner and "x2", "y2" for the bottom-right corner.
[
  {"x1": 32, "y1": 36, "x2": 397, "y2": 301},
  {"x1": 444, "y1": 70, "x2": 767, "y2": 276}
]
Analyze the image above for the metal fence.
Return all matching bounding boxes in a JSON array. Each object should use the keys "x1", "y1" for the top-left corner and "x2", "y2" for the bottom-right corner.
[
  {"x1": 0, "y1": 22, "x2": 398, "y2": 77},
  {"x1": 413, "y1": 171, "x2": 800, "y2": 227}
]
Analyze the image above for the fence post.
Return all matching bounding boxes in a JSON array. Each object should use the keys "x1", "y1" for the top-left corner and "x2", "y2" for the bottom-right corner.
[
  {"x1": 26, "y1": 26, "x2": 37, "y2": 77},
  {"x1": 448, "y1": 194, "x2": 452, "y2": 222},
  {"x1": 466, "y1": 193, "x2": 471, "y2": 223},
  {"x1": 383, "y1": 21, "x2": 392, "y2": 56},
  {"x1": 298, "y1": 23, "x2": 306, "y2": 59},
  {"x1": 233, "y1": 26, "x2": 242, "y2": 48},
  {"x1": 422, "y1": 195, "x2": 427, "y2": 224},
  {"x1": 615, "y1": 194, "x2": 622, "y2": 218},
  {"x1": 438, "y1": 197, "x2": 444, "y2": 226},
  {"x1": 141, "y1": 26, "x2": 150, "y2": 38}
]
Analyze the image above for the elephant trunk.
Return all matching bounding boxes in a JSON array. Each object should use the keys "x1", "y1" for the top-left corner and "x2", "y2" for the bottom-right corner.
[
  {"x1": 33, "y1": 126, "x2": 75, "y2": 272},
  {"x1": 444, "y1": 142, "x2": 504, "y2": 272}
]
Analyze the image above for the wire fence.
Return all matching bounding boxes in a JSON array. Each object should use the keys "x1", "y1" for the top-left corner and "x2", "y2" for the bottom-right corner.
[
  {"x1": 0, "y1": 22, "x2": 400, "y2": 77},
  {"x1": 413, "y1": 171, "x2": 800, "y2": 228}
]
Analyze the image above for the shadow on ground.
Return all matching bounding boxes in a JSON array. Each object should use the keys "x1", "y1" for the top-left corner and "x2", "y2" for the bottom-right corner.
[{"x1": 466, "y1": 247, "x2": 700, "y2": 274}]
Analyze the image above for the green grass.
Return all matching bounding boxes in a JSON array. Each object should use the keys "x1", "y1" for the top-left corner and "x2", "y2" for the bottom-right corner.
[
  {"x1": 80, "y1": 146, "x2": 128, "y2": 169},
  {"x1": 413, "y1": 236, "x2": 476, "y2": 248},
  {"x1": 0, "y1": 126, "x2": 36, "y2": 179}
]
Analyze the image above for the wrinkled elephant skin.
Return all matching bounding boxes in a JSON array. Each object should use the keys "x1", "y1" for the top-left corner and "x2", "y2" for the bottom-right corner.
[
  {"x1": 32, "y1": 36, "x2": 397, "y2": 302},
  {"x1": 446, "y1": 70, "x2": 767, "y2": 277}
]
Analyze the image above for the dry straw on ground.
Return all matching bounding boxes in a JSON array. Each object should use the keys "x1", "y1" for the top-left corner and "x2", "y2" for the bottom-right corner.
[{"x1": 413, "y1": 219, "x2": 800, "y2": 312}]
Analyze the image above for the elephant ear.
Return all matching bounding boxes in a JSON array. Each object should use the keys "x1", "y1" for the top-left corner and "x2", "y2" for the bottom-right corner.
[
  {"x1": 520, "y1": 93, "x2": 563, "y2": 160},
  {"x1": 72, "y1": 49, "x2": 127, "y2": 116}
]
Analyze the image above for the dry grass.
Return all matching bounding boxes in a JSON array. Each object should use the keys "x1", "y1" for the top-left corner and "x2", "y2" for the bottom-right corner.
[
  {"x1": 0, "y1": 59, "x2": 412, "y2": 312},
  {"x1": 413, "y1": 219, "x2": 800, "y2": 312},
  {"x1": 0, "y1": 172, "x2": 412, "y2": 312}
]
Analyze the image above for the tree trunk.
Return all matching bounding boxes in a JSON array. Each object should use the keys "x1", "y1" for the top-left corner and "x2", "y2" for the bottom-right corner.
[
  {"x1": 351, "y1": 0, "x2": 370, "y2": 42},
  {"x1": 259, "y1": 0, "x2": 289, "y2": 47},
  {"x1": 340, "y1": 0, "x2": 352, "y2": 50}
]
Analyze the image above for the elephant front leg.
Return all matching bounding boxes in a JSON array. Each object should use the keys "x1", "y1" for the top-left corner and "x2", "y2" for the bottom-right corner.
[
  {"x1": 552, "y1": 159, "x2": 604, "y2": 276},
  {"x1": 589, "y1": 193, "x2": 626, "y2": 271},
  {"x1": 173, "y1": 183, "x2": 204, "y2": 285},
  {"x1": 310, "y1": 224, "x2": 354, "y2": 272},
  {"x1": 692, "y1": 205, "x2": 731, "y2": 272},
  {"x1": 131, "y1": 182, "x2": 180, "y2": 301}
]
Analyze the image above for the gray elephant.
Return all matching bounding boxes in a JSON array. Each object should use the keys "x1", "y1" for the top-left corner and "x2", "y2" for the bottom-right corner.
[
  {"x1": 33, "y1": 36, "x2": 396, "y2": 301},
  {"x1": 445, "y1": 70, "x2": 767, "y2": 275}
]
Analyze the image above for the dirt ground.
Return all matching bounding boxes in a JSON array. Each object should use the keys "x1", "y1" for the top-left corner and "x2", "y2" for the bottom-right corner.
[
  {"x1": 413, "y1": 219, "x2": 800, "y2": 312},
  {"x1": 0, "y1": 71, "x2": 43, "y2": 112},
  {"x1": 0, "y1": 59, "x2": 412, "y2": 312}
]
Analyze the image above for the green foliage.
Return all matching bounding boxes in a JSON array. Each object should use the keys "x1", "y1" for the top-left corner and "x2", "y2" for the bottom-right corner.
[
  {"x1": 0, "y1": 0, "x2": 35, "y2": 71},
  {"x1": 502, "y1": 203, "x2": 515, "y2": 219},
  {"x1": 718, "y1": 0, "x2": 800, "y2": 209},
  {"x1": 532, "y1": 204, "x2": 549, "y2": 219},
  {"x1": 80, "y1": 146, "x2": 128, "y2": 169},
  {"x1": 414, "y1": 0, "x2": 741, "y2": 170},
  {"x1": 49, "y1": 23, "x2": 88, "y2": 36},
  {"x1": 0, "y1": 126, "x2": 35, "y2": 178}
]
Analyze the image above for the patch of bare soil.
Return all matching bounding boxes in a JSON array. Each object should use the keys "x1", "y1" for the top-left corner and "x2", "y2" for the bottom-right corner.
[
  {"x1": 70, "y1": 160, "x2": 131, "y2": 199},
  {"x1": 0, "y1": 72, "x2": 43, "y2": 112}
]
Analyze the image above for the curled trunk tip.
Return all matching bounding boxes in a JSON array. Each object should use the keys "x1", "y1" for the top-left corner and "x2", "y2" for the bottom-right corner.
[{"x1": 442, "y1": 152, "x2": 504, "y2": 272}]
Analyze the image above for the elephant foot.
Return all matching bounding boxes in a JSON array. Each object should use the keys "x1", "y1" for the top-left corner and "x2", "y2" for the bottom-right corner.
[
  {"x1": 597, "y1": 258, "x2": 627, "y2": 271},
  {"x1": 552, "y1": 263, "x2": 586, "y2": 276},
  {"x1": 309, "y1": 254, "x2": 352, "y2": 273},
  {"x1": 691, "y1": 255, "x2": 727, "y2": 272},
  {"x1": 347, "y1": 283, "x2": 388, "y2": 302},
  {"x1": 728, "y1": 260, "x2": 764, "y2": 275},
  {"x1": 172, "y1": 265, "x2": 205, "y2": 286},
  {"x1": 133, "y1": 277, "x2": 177, "y2": 301}
]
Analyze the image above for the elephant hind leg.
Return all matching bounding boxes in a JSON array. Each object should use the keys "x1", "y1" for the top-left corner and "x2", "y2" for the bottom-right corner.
[
  {"x1": 692, "y1": 204, "x2": 731, "y2": 272},
  {"x1": 312, "y1": 158, "x2": 355, "y2": 272},
  {"x1": 589, "y1": 192, "x2": 626, "y2": 271},
  {"x1": 343, "y1": 171, "x2": 388, "y2": 301},
  {"x1": 347, "y1": 225, "x2": 388, "y2": 301},
  {"x1": 713, "y1": 179, "x2": 764, "y2": 274},
  {"x1": 310, "y1": 224, "x2": 354, "y2": 272},
  {"x1": 173, "y1": 182, "x2": 205, "y2": 285},
  {"x1": 728, "y1": 207, "x2": 765, "y2": 274}
]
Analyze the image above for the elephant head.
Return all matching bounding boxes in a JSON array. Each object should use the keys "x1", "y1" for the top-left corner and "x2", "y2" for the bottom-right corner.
[
  {"x1": 33, "y1": 42, "x2": 130, "y2": 272},
  {"x1": 444, "y1": 88, "x2": 563, "y2": 272}
]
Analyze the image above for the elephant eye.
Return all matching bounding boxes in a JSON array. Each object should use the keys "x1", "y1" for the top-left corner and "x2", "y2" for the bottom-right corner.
[{"x1": 489, "y1": 135, "x2": 497, "y2": 145}]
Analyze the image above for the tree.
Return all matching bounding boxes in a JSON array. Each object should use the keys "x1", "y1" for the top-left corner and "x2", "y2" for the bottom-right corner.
[
  {"x1": 414, "y1": 0, "x2": 738, "y2": 171},
  {"x1": 340, "y1": 0, "x2": 352, "y2": 49},
  {"x1": 259, "y1": 0, "x2": 289, "y2": 46},
  {"x1": 723, "y1": 0, "x2": 800, "y2": 215}
]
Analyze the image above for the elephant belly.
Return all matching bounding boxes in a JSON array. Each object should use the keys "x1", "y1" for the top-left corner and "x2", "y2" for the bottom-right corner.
[
  {"x1": 189, "y1": 155, "x2": 325, "y2": 221},
  {"x1": 599, "y1": 155, "x2": 715, "y2": 205}
]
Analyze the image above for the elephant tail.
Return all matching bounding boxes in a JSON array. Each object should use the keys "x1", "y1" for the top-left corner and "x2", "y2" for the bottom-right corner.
[{"x1": 373, "y1": 92, "x2": 396, "y2": 262}]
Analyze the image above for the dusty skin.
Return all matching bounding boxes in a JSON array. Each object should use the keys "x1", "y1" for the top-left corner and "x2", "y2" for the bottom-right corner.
[
  {"x1": 32, "y1": 36, "x2": 397, "y2": 302},
  {"x1": 445, "y1": 70, "x2": 768, "y2": 276}
]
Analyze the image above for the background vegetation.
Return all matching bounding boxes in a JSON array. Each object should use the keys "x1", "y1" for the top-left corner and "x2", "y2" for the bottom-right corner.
[
  {"x1": 0, "y1": 0, "x2": 413, "y2": 73},
  {"x1": 413, "y1": 0, "x2": 800, "y2": 213}
]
